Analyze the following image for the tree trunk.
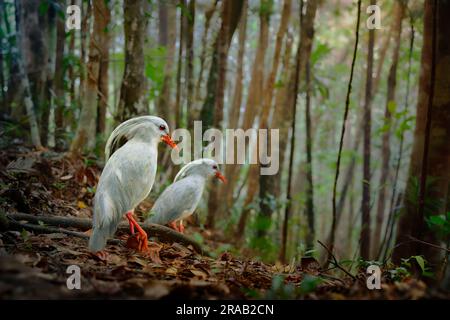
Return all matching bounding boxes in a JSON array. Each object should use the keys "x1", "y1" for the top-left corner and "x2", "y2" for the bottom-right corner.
[
  {"x1": 70, "y1": 0, "x2": 110, "y2": 155},
  {"x1": 96, "y1": 3, "x2": 111, "y2": 138},
  {"x1": 231, "y1": 1, "x2": 271, "y2": 237},
  {"x1": 156, "y1": 0, "x2": 177, "y2": 129},
  {"x1": 185, "y1": 0, "x2": 195, "y2": 125},
  {"x1": 203, "y1": 0, "x2": 244, "y2": 228},
  {"x1": 257, "y1": 0, "x2": 291, "y2": 239},
  {"x1": 200, "y1": 0, "x2": 243, "y2": 130},
  {"x1": 304, "y1": 60, "x2": 315, "y2": 249},
  {"x1": 279, "y1": 0, "x2": 318, "y2": 263},
  {"x1": 360, "y1": 0, "x2": 376, "y2": 260},
  {"x1": 220, "y1": 0, "x2": 248, "y2": 220},
  {"x1": 116, "y1": 0, "x2": 150, "y2": 123},
  {"x1": 393, "y1": 0, "x2": 450, "y2": 269},
  {"x1": 174, "y1": 0, "x2": 186, "y2": 129},
  {"x1": 19, "y1": 0, "x2": 49, "y2": 145},
  {"x1": 372, "y1": 0, "x2": 404, "y2": 258},
  {"x1": 192, "y1": 0, "x2": 218, "y2": 128},
  {"x1": 54, "y1": 1, "x2": 66, "y2": 147},
  {"x1": 14, "y1": 0, "x2": 41, "y2": 148}
]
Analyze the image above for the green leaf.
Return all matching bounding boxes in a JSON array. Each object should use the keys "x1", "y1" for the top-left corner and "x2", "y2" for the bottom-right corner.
[
  {"x1": 387, "y1": 100, "x2": 397, "y2": 114},
  {"x1": 411, "y1": 256, "x2": 425, "y2": 273}
]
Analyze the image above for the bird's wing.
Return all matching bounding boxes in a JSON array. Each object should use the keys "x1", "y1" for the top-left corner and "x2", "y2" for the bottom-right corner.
[
  {"x1": 94, "y1": 141, "x2": 156, "y2": 228},
  {"x1": 148, "y1": 177, "x2": 203, "y2": 225}
]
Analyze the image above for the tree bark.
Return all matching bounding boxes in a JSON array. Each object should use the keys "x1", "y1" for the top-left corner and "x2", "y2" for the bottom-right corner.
[
  {"x1": 54, "y1": 1, "x2": 66, "y2": 147},
  {"x1": 96, "y1": 3, "x2": 111, "y2": 137},
  {"x1": 203, "y1": 0, "x2": 244, "y2": 228},
  {"x1": 185, "y1": 0, "x2": 195, "y2": 125},
  {"x1": 70, "y1": 0, "x2": 110, "y2": 155},
  {"x1": 393, "y1": 0, "x2": 450, "y2": 269},
  {"x1": 116, "y1": 0, "x2": 150, "y2": 123},
  {"x1": 372, "y1": 0, "x2": 404, "y2": 258},
  {"x1": 18, "y1": 0, "x2": 49, "y2": 145},
  {"x1": 200, "y1": 0, "x2": 243, "y2": 130},
  {"x1": 257, "y1": 0, "x2": 291, "y2": 239},
  {"x1": 157, "y1": 0, "x2": 177, "y2": 129},
  {"x1": 174, "y1": 0, "x2": 186, "y2": 129},
  {"x1": 231, "y1": 1, "x2": 272, "y2": 237},
  {"x1": 220, "y1": 0, "x2": 248, "y2": 221},
  {"x1": 360, "y1": 0, "x2": 376, "y2": 260}
]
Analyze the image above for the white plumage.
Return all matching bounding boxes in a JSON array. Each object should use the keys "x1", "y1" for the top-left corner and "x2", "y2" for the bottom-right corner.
[
  {"x1": 89, "y1": 116, "x2": 176, "y2": 255},
  {"x1": 146, "y1": 158, "x2": 226, "y2": 233}
]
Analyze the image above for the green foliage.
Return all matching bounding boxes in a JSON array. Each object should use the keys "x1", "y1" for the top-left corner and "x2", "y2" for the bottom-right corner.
[
  {"x1": 265, "y1": 275, "x2": 296, "y2": 299},
  {"x1": 145, "y1": 46, "x2": 167, "y2": 101},
  {"x1": 265, "y1": 274, "x2": 322, "y2": 299},
  {"x1": 298, "y1": 274, "x2": 323, "y2": 294},
  {"x1": 426, "y1": 212, "x2": 450, "y2": 238}
]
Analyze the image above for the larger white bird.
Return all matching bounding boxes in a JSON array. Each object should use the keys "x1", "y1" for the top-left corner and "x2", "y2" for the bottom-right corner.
[
  {"x1": 88, "y1": 116, "x2": 177, "y2": 258},
  {"x1": 146, "y1": 158, "x2": 226, "y2": 233}
]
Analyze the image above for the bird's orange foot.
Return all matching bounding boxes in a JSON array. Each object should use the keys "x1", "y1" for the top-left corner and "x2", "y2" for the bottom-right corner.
[
  {"x1": 93, "y1": 251, "x2": 108, "y2": 261},
  {"x1": 136, "y1": 231, "x2": 149, "y2": 252},
  {"x1": 169, "y1": 221, "x2": 178, "y2": 231},
  {"x1": 178, "y1": 221, "x2": 185, "y2": 233}
]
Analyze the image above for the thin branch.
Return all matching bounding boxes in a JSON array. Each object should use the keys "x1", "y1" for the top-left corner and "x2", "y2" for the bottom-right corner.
[
  {"x1": 317, "y1": 240, "x2": 357, "y2": 281},
  {"x1": 407, "y1": 235, "x2": 450, "y2": 253},
  {"x1": 330, "y1": 0, "x2": 361, "y2": 258}
]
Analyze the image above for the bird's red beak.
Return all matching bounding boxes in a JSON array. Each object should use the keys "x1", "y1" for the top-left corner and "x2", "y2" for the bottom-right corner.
[
  {"x1": 215, "y1": 171, "x2": 226, "y2": 183},
  {"x1": 161, "y1": 134, "x2": 178, "y2": 150}
]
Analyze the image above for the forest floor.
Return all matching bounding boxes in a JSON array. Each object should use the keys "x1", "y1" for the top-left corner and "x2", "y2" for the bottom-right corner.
[{"x1": 0, "y1": 141, "x2": 449, "y2": 300}]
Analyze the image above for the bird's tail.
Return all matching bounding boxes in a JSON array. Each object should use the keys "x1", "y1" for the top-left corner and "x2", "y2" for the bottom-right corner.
[{"x1": 88, "y1": 227, "x2": 109, "y2": 252}]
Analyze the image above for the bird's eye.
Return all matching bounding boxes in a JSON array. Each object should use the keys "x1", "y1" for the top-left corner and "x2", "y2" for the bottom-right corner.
[
  {"x1": 159, "y1": 125, "x2": 166, "y2": 131},
  {"x1": 212, "y1": 165, "x2": 218, "y2": 170}
]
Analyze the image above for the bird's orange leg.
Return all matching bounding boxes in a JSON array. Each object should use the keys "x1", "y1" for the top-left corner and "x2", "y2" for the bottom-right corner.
[
  {"x1": 93, "y1": 251, "x2": 108, "y2": 261},
  {"x1": 169, "y1": 221, "x2": 178, "y2": 231},
  {"x1": 178, "y1": 220, "x2": 185, "y2": 233},
  {"x1": 126, "y1": 213, "x2": 135, "y2": 234},
  {"x1": 126, "y1": 211, "x2": 148, "y2": 252}
]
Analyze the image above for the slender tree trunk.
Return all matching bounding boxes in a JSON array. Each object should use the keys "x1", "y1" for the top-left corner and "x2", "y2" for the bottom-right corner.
[
  {"x1": 257, "y1": 0, "x2": 291, "y2": 238},
  {"x1": 185, "y1": 0, "x2": 195, "y2": 124},
  {"x1": 174, "y1": 0, "x2": 186, "y2": 129},
  {"x1": 116, "y1": 0, "x2": 150, "y2": 123},
  {"x1": 70, "y1": 0, "x2": 110, "y2": 155},
  {"x1": 192, "y1": 0, "x2": 218, "y2": 127},
  {"x1": 221, "y1": 0, "x2": 247, "y2": 219},
  {"x1": 14, "y1": 0, "x2": 41, "y2": 148},
  {"x1": 96, "y1": 3, "x2": 111, "y2": 138},
  {"x1": 19, "y1": 0, "x2": 49, "y2": 145},
  {"x1": 157, "y1": 0, "x2": 177, "y2": 129},
  {"x1": 393, "y1": 0, "x2": 450, "y2": 269},
  {"x1": 203, "y1": 0, "x2": 244, "y2": 228},
  {"x1": 329, "y1": 0, "x2": 361, "y2": 261},
  {"x1": 232, "y1": 1, "x2": 271, "y2": 237},
  {"x1": 79, "y1": 0, "x2": 91, "y2": 107},
  {"x1": 360, "y1": 0, "x2": 376, "y2": 260},
  {"x1": 200, "y1": 0, "x2": 243, "y2": 130},
  {"x1": 304, "y1": 60, "x2": 315, "y2": 249},
  {"x1": 372, "y1": 0, "x2": 404, "y2": 258},
  {"x1": 54, "y1": 1, "x2": 66, "y2": 147}
]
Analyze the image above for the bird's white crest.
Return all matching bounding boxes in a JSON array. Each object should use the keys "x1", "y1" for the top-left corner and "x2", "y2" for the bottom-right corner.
[
  {"x1": 174, "y1": 158, "x2": 218, "y2": 182},
  {"x1": 105, "y1": 116, "x2": 169, "y2": 161}
]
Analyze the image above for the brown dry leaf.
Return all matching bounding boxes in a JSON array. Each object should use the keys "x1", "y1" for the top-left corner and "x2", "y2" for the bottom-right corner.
[
  {"x1": 190, "y1": 269, "x2": 208, "y2": 280},
  {"x1": 165, "y1": 267, "x2": 178, "y2": 275}
]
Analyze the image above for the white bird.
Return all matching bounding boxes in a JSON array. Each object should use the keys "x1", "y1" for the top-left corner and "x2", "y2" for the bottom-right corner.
[
  {"x1": 88, "y1": 116, "x2": 177, "y2": 258},
  {"x1": 146, "y1": 158, "x2": 226, "y2": 233}
]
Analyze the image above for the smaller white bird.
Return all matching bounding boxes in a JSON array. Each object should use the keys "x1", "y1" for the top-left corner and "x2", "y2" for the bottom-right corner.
[{"x1": 146, "y1": 158, "x2": 226, "y2": 233}]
